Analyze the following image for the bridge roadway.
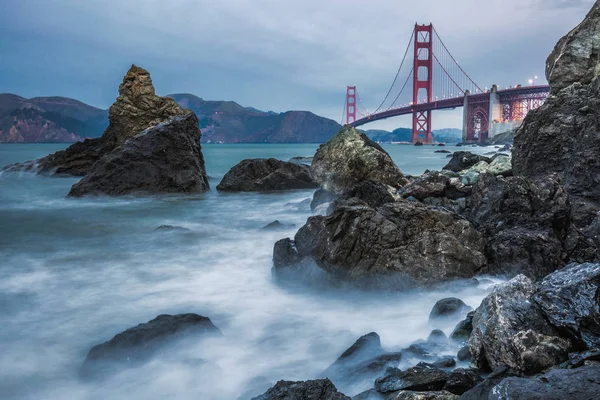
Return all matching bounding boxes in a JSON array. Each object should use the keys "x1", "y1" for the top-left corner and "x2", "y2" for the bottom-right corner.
[{"x1": 351, "y1": 85, "x2": 550, "y2": 128}]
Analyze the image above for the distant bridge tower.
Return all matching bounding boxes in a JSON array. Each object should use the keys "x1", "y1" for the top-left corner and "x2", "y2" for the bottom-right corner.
[
  {"x1": 412, "y1": 23, "x2": 433, "y2": 144},
  {"x1": 346, "y1": 86, "x2": 357, "y2": 124}
]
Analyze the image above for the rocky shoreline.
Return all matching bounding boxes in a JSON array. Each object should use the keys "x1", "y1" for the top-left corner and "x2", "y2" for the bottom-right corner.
[{"x1": 2, "y1": 3, "x2": 600, "y2": 399}]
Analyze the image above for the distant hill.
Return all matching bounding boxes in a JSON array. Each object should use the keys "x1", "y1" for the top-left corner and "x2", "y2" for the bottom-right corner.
[
  {"x1": 168, "y1": 93, "x2": 341, "y2": 143},
  {"x1": 0, "y1": 94, "x2": 108, "y2": 143},
  {"x1": 364, "y1": 127, "x2": 462, "y2": 143}
]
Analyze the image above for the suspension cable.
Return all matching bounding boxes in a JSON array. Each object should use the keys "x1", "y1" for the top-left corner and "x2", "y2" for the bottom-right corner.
[
  {"x1": 432, "y1": 26, "x2": 482, "y2": 92},
  {"x1": 372, "y1": 27, "x2": 416, "y2": 114},
  {"x1": 388, "y1": 67, "x2": 414, "y2": 109}
]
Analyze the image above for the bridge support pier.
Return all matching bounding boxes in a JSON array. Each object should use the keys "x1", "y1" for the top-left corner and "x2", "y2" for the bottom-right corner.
[
  {"x1": 486, "y1": 84, "x2": 501, "y2": 143},
  {"x1": 462, "y1": 90, "x2": 470, "y2": 143}
]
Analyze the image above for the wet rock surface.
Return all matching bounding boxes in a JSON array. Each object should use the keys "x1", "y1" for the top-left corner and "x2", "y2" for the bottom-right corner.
[
  {"x1": 68, "y1": 113, "x2": 209, "y2": 196},
  {"x1": 428, "y1": 298, "x2": 472, "y2": 323},
  {"x1": 374, "y1": 365, "x2": 448, "y2": 393},
  {"x1": 217, "y1": 158, "x2": 318, "y2": 192},
  {"x1": 250, "y1": 379, "x2": 351, "y2": 400},
  {"x1": 442, "y1": 152, "x2": 490, "y2": 173},
  {"x1": 273, "y1": 200, "x2": 486, "y2": 289},
  {"x1": 469, "y1": 275, "x2": 572, "y2": 374},
  {"x1": 311, "y1": 125, "x2": 407, "y2": 194},
  {"x1": 81, "y1": 314, "x2": 220, "y2": 378}
]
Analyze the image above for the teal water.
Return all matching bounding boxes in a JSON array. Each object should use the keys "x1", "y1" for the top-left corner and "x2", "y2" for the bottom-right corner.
[{"x1": 0, "y1": 143, "x2": 496, "y2": 400}]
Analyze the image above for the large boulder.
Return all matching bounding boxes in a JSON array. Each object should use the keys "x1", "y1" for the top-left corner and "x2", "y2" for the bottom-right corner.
[
  {"x1": 311, "y1": 125, "x2": 407, "y2": 194},
  {"x1": 216, "y1": 158, "x2": 318, "y2": 192},
  {"x1": 469, "y1": 276, "x2": 572, "y2": 375},
  {"x1": 532, "y1": 262, "x2": 600, "y2": 349},
  {"x1": 2, "y1": 65, "x2": 188, "y2": 176},
  {"x1": 546, "y1": 3, "x2": 600, "y2": 94},
  {"x1": 442, "y1": 152, "x2": 490, "y2": 173},
  {"x1": 487, "y1": 365, "x2": 600, "y2": 400},
  {"x1": 250, "y1": 379, "x2": 351, "y2": 400},
  {"x1": 428, "y1": 298, "x2": 472, "y2": 323},
  {"x1": 81, "y1": 313, "x2": 220, "y2": 378},
  {"x1": 465, "y1": 173, "x2": 573, "y2": 279},
  {"x1": 273, "y1": 200, "x2": 486, "y2": 290},
  {"x1": 68, "y1": 113, "x2": 209, "y2": 196}
]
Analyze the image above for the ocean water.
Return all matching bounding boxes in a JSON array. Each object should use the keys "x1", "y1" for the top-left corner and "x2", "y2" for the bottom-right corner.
[{"x1": 0, "y1": 143, "x2": 498, "y2": 400}]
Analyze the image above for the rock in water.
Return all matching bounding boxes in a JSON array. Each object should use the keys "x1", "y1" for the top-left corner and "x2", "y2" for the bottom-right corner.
[
  {"x1": 487, "y1": 365, "x2": 600, "y2": 400},
  {"x1": 68, "y1": 113, "x2": 209, "y2": 196},
  {"x1": 428, "y1": 298, "x2": 472, "y2": 323},
  {"x1": 469, "y1": 275, "x2": 572, "y2": 375},
  {"x1": 216, "y1": 158, "x2": 318, "y2": 192},
  {"x1": 311, "y1": 125, "x2": 407, "y2": 194},
  {"x1": 250, "y1": 379, "x2": 351, "y2": 400},
  {"x1": 2, "y1": 65, "x2": 188, "y2": 176},
  {"x1": 81, "y1": 313, "x2": 220, "y2": 378},
  {"x1": 273, "y1": 200, "x2": 486, "y2": 290},
  {"x1": 374, "y1": 365, "x2": 449, "y2": 393},
  {"x1": 546, "y1": 3, "x2": 600, "y2": 94}
]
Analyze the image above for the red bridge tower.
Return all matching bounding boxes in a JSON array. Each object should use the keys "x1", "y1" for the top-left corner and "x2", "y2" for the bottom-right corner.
[
  {"x1": 346, "y1": 86, "x2": 357, "y2": 124},
  {"x1": 412, "y1": 23, "x2": 433, "y2": 144}
]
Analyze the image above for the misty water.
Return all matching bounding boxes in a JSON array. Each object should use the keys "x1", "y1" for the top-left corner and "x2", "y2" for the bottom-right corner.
[{"x1": 1, "y1": 143, "x2": 500, "y2": 400}]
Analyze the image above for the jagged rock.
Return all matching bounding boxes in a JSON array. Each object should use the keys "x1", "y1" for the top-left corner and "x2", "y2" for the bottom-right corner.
[
  {"x1": 310, "y1": 188, "x2": 338, "y2": 213},
  {"x1": 311, "y1": 125, "x2": 407, "y2": 194},
  {"x1": 216, "y1": 158, "x2": 318, "y2": 192},
  {"x1": 385, "y1": 391, "x2": 458, "y2": 400},
  {"x1": 374, "y1": 365, "x2": 448, "y2": 393},
  {"x1": 469, "y1": 275, "x2": 572, "y2": 375},
  {"x1": 487, "y1": 365, "x2": 600, "y2": 400},
  {"x1": 485, "y1": 156, "x2": 512, "y2": 176},
  {"x1": 2, "y1": 65, "x2": 188, "y2": 176},
  {"x1": 420, "y1": 357, "x2": 455, "y2": 369},
  {"x1": 68, "y1": 113, "x2": 209, "y2": 196},
  {"x1": 442, "y1": 368, "x2": 482, "y2": 395},
  {"x1": 459, "y1": 171, "x2": 480, "y2": 186},
  {"x1": 250, "y1": 379, "x2": 351, "y2": 400},
  {"x1": 400, "y1": 172, "x2": 471, "y2": 201},
  {"x1": 442, "y1": 152, "x2": 490, "y2": 173},
  {"x1": 81, "y1": 314, "x2": 220, "y2": 378},
  {"x1": 466, "y1": 174, "x2": 572, "y2": 279},
  {"x1": 273, "y1": 238, "x2": 301, "y2": 267},
  {"x1": 532, "y1": 262, "x2": 600, "y2": 349},
  {"x1": 546, "y1": 3, "x2": 600, "y2": 94},
  {"x1": 456, "y1": 346, "x2": 471, "y2": 362},
  {"x1": 273, "y1": 201, "x2": 486, "y2": 290},
  {"x1": 428, "y1": 298, "x2": 472, "y2": 323}
]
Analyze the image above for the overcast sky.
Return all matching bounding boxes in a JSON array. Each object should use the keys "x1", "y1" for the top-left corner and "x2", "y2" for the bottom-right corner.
[{"x1": 0, "y1": 0, "x2": 595, "y2": 130}]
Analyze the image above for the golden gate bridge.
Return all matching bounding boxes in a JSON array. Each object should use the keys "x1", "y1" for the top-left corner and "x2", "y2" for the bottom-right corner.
[{"x1": 343, "y1": 23, "x2": 549, "y2": 144}]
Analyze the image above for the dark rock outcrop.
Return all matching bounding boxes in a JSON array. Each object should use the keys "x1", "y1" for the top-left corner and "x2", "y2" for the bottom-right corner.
[
  {"x1": 273, "y1": 200, "x2": 486, "y2": 290},
  {"x1": 459, "y1": 364, "x2": 516, "y2": 400},
  {"x1": 468, "y1": 275, "x2": 572, "y2": 375},
  {"x1": 335, "y1": 180, "x2": 396, "y2": 209},
  {"x1": 449, "y1": 312, "x2": 474, "y2": 342},
  {"x1": 81, "y1": 313, "x2": 220, "y2": 378},
  {"x1": 487, "y1": 365, "x2": 600, "y2": 400},
  {"x1": 262, "y1": 221, "x2": 295, "y2": 230},
  {"x1": 3, "y1": 65, "x2": 188, "y2": 176},
  {"x1": 442, "y1": 152, "x2": 490, "y2": 173},
  {"x1": 311, "y1": 125, "x2": 407, "y2": 194},
  {"x1": 250, "y1": 379, "x2": 351, "y2": 400},
  {"x1": 217, "y1": 158, "x2": 318, "y2": 192},
  {"x1": 68, "y1": 113, "x2": 209, "y2": 196},
  {"x1": 465, "y1": 173, "x2": 575, "y2": 279},
  {"x1": 442, "y1": 368, "x2": 482, "y2": 395},
  {"x1": 428, "y1": 298, "x2": 472, "y2": 323}
]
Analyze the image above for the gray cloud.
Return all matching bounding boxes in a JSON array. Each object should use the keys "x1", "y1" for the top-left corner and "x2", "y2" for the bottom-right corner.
[{"x1": 0, "y1": 0, "x2": 595, "y2": 130}]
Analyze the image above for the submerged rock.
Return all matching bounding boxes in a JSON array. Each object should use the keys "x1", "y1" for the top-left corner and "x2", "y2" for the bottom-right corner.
[
  {"x1": 68, "y1": 113, "x2": 209, "y2": 196},
  {"x1": 311, "y1": 125, "x2": 407, "y2": 194},
  {"x1": 250, "y1": 379, "x2": 351, "y2": 400},
  {"x1": 217, "y1": 158, "x2": 318, "y2": 192},
  {"x1": 81, "y1": 313, "x2": 220, "y2": 378},
  {"x1": 2, "y1": 65, "x2": 188, "y2": 176},
  {"x1": 469, "y1": 275, "x2": 572, "y2": 374},
  {"x1": 262, "y1": 220, "x2": 295, "y2": 230},
  {"x1": 428, "y1": 298, "x2": 472, "y2": 323},
  {"x1": 273, "y1": 200, "x2": 486, "y2": 290}
]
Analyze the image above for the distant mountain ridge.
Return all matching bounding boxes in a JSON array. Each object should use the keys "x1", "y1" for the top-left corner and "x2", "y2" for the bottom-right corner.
[{"x1": 0, "y1": 94, "x2": 108, "y2": 143}]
